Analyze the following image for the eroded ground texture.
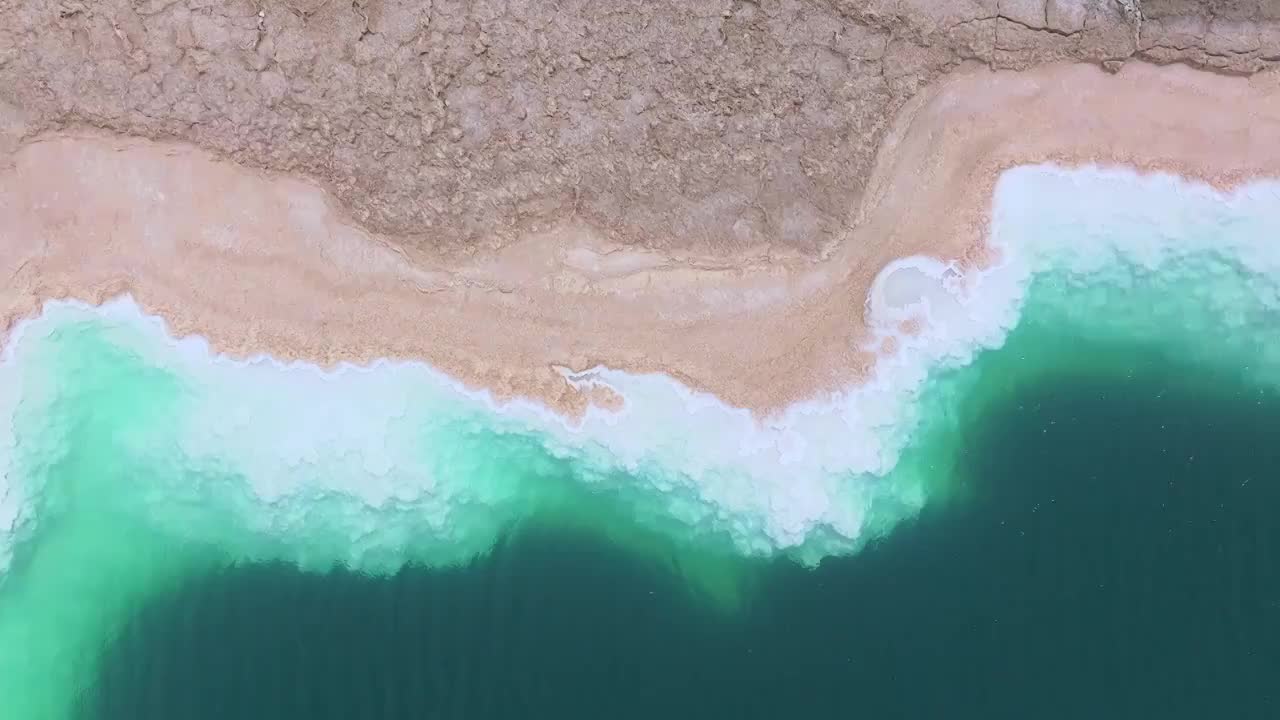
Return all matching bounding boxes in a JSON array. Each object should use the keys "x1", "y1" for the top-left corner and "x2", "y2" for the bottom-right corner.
[{"x1": 1, "y1": 0, "x2": 1277, "y2": 254}]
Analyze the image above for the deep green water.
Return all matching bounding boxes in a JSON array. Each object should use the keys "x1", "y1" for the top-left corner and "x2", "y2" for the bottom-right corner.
[{"x1": 75, "y1": 321, "x2": 1280, "y2": 719}]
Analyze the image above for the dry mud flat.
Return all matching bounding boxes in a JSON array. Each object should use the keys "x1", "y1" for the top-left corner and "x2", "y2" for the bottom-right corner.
[
  {"x1": 3, "y1": 60, "x2": 1280, "y2": 419},
  {"x1": 2, "y1": 0, "x2": 1279, "y2": 250}
]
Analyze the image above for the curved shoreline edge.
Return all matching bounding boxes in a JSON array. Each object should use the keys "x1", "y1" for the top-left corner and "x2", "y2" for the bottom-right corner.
[
  {"x1": 5, "y1": 161, "x2": 1280, "y2": 592},
  {"x1": 3, "y1": 61, "x2": 1280, "y2": 420}
]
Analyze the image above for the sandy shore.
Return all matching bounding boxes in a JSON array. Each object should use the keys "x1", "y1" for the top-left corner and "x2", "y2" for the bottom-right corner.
[{"x1": 3, "y1": 61, "x2": 1280, "y2": 419}]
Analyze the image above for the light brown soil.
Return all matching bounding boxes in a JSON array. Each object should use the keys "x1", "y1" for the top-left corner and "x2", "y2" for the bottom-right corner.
[{"x1": 4, "y1": 61, "x2": 1280, "y2": 420}]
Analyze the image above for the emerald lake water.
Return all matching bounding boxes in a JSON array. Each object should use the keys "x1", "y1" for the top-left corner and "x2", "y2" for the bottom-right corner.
[
  {"x1": 77, "y1": 323, "x2": 1280, "y2": 720},
  {"x1": 3, "y1": 165, "x2": 1280, "y2": 718}
]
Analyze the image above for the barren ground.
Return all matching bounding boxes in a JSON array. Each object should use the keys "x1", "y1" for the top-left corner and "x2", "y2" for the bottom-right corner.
[{"x1": 3, "y1": 0, "x2": 1278, "y2": 255}]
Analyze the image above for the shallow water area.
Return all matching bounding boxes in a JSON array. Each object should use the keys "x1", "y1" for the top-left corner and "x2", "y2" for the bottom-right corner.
[{"x1": 2, "y1": 165, "x2": 1280, "y2": 718}]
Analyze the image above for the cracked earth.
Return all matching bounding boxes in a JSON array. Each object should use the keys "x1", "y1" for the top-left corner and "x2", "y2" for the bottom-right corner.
[{"x1": 2, "y1": 0, "x2": 1277, "y2": 257}]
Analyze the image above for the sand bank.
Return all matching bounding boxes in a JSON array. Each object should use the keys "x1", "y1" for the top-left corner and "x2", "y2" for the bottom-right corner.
[{"x1": 3, "y1": 61, "x2": 1280, "y2": 418}]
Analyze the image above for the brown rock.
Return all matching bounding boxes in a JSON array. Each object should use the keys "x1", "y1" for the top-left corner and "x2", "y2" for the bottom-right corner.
[{"x1": 1046, "y1": 0, "x2": 1090, "y2": 34}]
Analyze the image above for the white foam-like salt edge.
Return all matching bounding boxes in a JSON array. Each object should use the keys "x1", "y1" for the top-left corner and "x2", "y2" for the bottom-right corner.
[{"x1": 2, "y1": 163, "x2": 1279, "y2": 574}]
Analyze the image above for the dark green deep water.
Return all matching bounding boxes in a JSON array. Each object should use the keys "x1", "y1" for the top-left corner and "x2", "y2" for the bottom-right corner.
[{"x1": 81, "y1": 335, "x2": 1280, "y2": 719}]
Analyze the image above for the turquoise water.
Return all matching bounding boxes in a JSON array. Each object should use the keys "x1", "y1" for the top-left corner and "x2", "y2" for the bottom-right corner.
[
  {"x1": 83, "y1": 353, "x2": 1280, "y2": 718},
  {"x1": 2, "y1": 166, "x2": 1280, "y2": 717}
]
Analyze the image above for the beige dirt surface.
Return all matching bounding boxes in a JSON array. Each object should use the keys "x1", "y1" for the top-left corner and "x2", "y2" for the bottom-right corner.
[
  {"x1": 3, "y1": 1, "x2": 1280, "y2": 418},
  {"x1": 5, "y1": 59, "x2": 1280, "y2": 419}
]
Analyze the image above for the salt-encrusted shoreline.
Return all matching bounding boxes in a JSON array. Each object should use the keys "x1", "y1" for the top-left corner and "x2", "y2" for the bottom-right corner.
[{"x1": 3, "y1": 62, "x2": 1279, "y2": 419}]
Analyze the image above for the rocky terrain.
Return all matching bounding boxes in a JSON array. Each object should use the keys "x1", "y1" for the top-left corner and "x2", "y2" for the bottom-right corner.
[{"x1": 1, "y1": 0, "x2": 1277, "y2": 255}]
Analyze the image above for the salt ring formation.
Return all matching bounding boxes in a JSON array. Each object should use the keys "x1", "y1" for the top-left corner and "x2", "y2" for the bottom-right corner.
[{"x1": 4, "y1": 1, "x2": 1280, "y2": 717}]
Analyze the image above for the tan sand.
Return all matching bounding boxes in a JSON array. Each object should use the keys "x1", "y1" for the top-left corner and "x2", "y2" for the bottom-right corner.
[{"x1": 3, "y1": 61, "x2": 1280, "y2": 419}]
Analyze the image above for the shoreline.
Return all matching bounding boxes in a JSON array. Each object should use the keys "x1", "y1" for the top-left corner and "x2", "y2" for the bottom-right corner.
[{"x1": 4, "y1": 61, "x2": 1280, "y2": 420}]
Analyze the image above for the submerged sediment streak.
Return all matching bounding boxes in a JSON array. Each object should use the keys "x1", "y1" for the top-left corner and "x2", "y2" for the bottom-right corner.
[{"x1": 2, "y1": 165, "x2": 1280, "y2": 717}]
